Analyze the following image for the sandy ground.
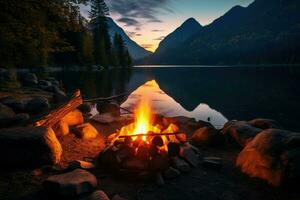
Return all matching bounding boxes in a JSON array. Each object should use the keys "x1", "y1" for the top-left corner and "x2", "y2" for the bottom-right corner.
[{"x1": 0, "y1": 119, "x2": 298, "y2": 200}]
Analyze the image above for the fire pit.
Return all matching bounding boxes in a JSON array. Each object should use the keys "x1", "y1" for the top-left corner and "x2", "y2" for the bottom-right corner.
[{"x1": 99, "y1": 98, "x2": 200, "y2": 182}]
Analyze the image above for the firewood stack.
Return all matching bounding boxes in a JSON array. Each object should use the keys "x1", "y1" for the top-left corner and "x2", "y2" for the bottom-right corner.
[{"x1": 99, "y1": 123, "x2": 201, "y2": 184}]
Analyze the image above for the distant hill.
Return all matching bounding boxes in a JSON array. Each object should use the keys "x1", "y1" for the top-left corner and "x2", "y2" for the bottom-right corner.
[
  {"x1": 142, "y1": 0, "x2": 300, "y2": 65},
  {"x1": 155, "y1": 18, "x2": 203, "y2": 54},
  {"x1": 106, "y1": 17, "x2": 152, "y2": 60}
]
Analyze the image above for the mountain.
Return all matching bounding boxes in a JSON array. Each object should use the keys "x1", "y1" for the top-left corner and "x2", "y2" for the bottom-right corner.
[
  {"x1": 106, "y1": 17, "x2": 152, "y2": 60},
  {"x1": 143, "y1": 0, "x2": 300, "y2": 65},
  {"x1": 155, "y1": 18, "x2": 203, "y2": 54}
]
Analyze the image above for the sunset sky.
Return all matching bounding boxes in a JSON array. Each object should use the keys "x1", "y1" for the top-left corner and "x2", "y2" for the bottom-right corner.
[{"x1": 81, "y1": 0, "x2": 254, "y2": 52}]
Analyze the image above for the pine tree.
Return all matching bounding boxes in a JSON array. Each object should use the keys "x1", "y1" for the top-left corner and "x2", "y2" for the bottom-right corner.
[{"x1": 89, "y1": 0, "x2": 111, "y2": 67}]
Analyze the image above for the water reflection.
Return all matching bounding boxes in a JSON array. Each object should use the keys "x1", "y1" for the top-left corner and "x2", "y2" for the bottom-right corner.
[{"x1": 121, "y1": 80, "x2": 228, "y2": 129}]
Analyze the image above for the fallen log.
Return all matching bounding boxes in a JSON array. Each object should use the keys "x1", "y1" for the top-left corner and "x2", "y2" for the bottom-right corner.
[{"x1": 34, "y1": 90, "x2": 83, "y2": 127}]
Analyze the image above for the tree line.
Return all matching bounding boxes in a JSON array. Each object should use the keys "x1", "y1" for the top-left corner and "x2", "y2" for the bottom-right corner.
[{"x1": 0, "y1": 0, "x2": 132, "y2": 68}]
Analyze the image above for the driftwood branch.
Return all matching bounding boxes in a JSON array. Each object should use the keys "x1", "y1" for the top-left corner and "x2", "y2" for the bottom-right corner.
[
  {"x1": 84, "y1": 93, "x2": 128, "y2": 103},
  {"x1": 34, "y1": 90, "x2": 83, "y2": 127}
]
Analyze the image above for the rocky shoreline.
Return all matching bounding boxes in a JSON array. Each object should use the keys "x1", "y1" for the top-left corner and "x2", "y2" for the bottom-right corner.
[{"x1": 0, "y1": 70, "x2": 299, "y2": 200}]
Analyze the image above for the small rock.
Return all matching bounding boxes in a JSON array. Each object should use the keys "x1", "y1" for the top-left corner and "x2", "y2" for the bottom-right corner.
[
  {"x1": 163, "y1": 167, "x2": 180, "y2": 179},
  {"x1": 32, "y1": 168, "x2": 43, "y2": 176},
  {"x1": 55, "y1": 120, "x2": 69, "y2": 136},
  {"x1": 180, "y1": 145, "x2": 200, "y2": 167},
  {"x1": 149, "y1": 155, "x2": 169, "y2": 171},
  {"x1": 248, "y1": 118, "x2": 281, "y2": 130},
  {"x1": 43, "y1": 169, "x2": 97, "y2": 197},
  {"x1": 191, "y1": 127, "x2": 225, "y2": 146},
  {"x1": 167, "y1": 142, "x2": 180, "y2": 157},
  {"x1": 155, "y1": 172, "x2": 165, "y2": 186},
  {"x1": 62, "y1": 109, "x2": 84, "y2": 126},
  {"x1": 223, "y1": 121, "x2": 262, "y2": 147},
  {"x1": 170, "y1": 157, "x2": 190, "y2": 172},
  {"x1": 53, "y1": 86, "x2": 68, "y2": 103},
  {"x1": 69, "y1": 160, "x2": 95, "y2": 170},
  {"x1": 0, "y1": 97, "x2": 26, "y2": 113},
  {"x1": 111, "y1": 194, "x2": 127, "y2": 200},
  {"x1": 122, "y1": 158, "x2": 146, "y2": 171},
  {"x1": 79, "y1": 190, "x2": 110, "y2": 200},
  {"x1": 38, "y1": 80, "x2": 52, "y2": 90},
  {"x1": 0, "y1": 103, "x2": 15, "y2": 125},
  {"x1": 75, "y1": 123, "x2": 99, "y2": 140},
  {"x1": 14, "y1": 113, "x2": 30, "y2": 125},
  {"x1": 203, "y1": 156, "x2": 222, "y2": 162},
  {"x1": 202, "y1": 159, "x2": 222, "y2": 170},
  {"x1": 21, "y1": 73, "x2": 38, "y2": 86},
  {"x1": 26, "y1": 97, "x2": 50, "y2": 114}
]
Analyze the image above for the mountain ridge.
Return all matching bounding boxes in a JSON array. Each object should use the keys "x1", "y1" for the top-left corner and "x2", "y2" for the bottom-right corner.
[
  {"x1": 106, "y1": 17, "x2": 152, "y2": 60},
  {"x1": 142, "y1": 0, "x2": 300, "y2": 65}
]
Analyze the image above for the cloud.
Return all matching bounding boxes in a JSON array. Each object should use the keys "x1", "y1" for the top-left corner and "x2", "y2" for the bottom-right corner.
[
  {"x1": 117, "y1": 17, "x2": 140, "y2": 26},
  {"x1": 125, "y1": 31, "x2": 142, "y2": 37},
  {"x1": 108, "y1": 0, "x2": 172, "y2": 28},
  {"x1": 154, "y1": 36, "x2": 165, "y2": 41}
]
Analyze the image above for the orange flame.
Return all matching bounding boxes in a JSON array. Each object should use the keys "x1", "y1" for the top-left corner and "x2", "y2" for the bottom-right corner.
[{"x1": 133, "y1": 98, "x2": 152, "y2": 141}]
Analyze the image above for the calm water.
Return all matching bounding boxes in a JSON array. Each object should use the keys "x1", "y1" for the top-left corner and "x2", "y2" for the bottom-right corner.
[{"x1": 37, "y1": 65, "x2": 300, "y2": 131}]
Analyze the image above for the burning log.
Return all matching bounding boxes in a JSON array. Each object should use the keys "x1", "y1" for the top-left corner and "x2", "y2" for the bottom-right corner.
[
  {"x1": 118, "y1": 132, "x2": 184, "y2": 138},
  {"x1": 34, "y1": 90, "x2": 83, "y2": 127}
]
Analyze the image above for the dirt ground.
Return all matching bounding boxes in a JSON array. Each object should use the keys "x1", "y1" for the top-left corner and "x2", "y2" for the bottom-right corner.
[{"x1": 0, "y1": 120, "x2": 298, "y2": 200}]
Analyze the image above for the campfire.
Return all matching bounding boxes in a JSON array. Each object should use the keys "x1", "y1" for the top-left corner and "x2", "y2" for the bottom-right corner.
[{"x1": 101, "y1": 97, "x2": 200, "y2": 181}]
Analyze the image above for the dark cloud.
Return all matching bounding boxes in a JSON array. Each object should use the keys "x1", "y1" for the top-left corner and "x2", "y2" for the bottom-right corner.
[
  {"x1": 117, "y1": 17, "x2": 140, "y2": 26},
  {"x1": 154, "y1": 36, "x2": 165, "y2": 41},
  {"x1": 108, "y1": 0, "x2": 172, "y2": 28},
  {"x1": 125, "y1": 31, "x2": 142, "y2": 37},
  {"x1": 125, "y1": 31, "x2": 136, "y2": 37}
]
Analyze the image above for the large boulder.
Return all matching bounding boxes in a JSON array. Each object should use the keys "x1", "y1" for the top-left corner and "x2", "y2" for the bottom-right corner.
[
  {"x1": 43, "y1": 169, "x2": 97, "y2": 197},
  {"x1": 248, "y1": 118, "x2": 281, "y2": 130},
  {"x1": 223, "y1": 121, "x2": 262, "y2": 147},
  {"x1": 236, "y1": 129, "x2": 300, "y2": 186},
  {"x1": 191, "y1": 127, "x2": 225, "y2": 146},
  {"x1": 26, "y1": 97, "x2": 50, "y2": 114},
  {"x1": 0, "y1": 96, "x2": 26, "y2": 113},
  {"x1": 21, "y1": 72, "x2": 38, "y2": 86},
  {"x1": 62, "y1": 109, "x2": 84, "y2": 126},
  {"x1": 0, "y1": 126, "x2": 62, "y2": 167}
]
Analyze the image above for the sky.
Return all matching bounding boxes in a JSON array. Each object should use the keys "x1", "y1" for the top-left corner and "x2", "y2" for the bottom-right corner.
[{"x1": 81, "y1": 0, "x2": 254, "y2": 52}]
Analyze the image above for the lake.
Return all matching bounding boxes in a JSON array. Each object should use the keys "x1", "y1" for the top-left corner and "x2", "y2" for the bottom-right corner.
[{"x1": 38, "y1": 65, "x2": 300, "y2": 131}]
